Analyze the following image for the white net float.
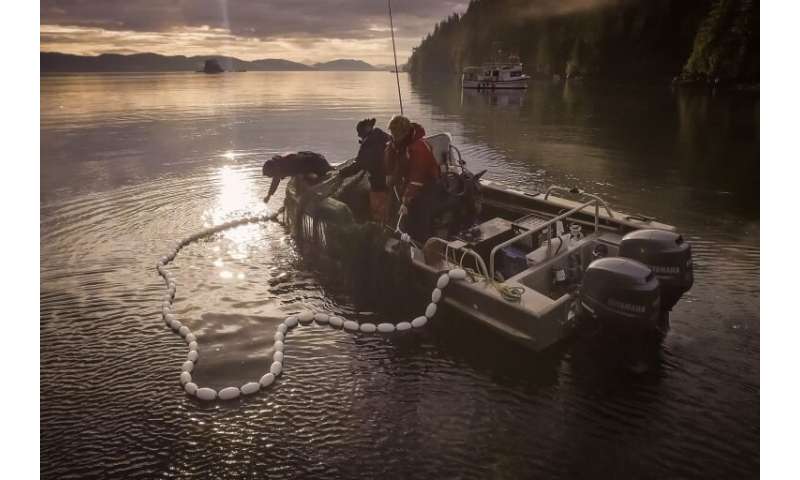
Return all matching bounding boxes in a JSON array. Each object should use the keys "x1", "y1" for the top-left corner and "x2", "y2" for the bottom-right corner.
[
  {"x1": 270, "y1": 362, "x2": 283, "y2": 376},
  {"x1": 274, "y1": 331, "x2": 284, "y2": 342},
  {"x1": 241, "y1": 382, "x2": 260, "y2": 395},
  {"x1": 218, "y1": 387, "x2": 241, "y2": 401},
  {"x1": 184, "y1": 382, "x2": 198, "y2": 395},
  {"x1": 187, "y1": 350, "x2": 198, "y2": 362},
  {"x1": 277, "y1": 324, "x2": 288, "y2": 334},
  {"x1": 180, "y1": 372, "x2": 192, "y2": 385},
  {"x1": 179, "y1": 326, "x2": 190, "y2": 337},
  {"x1": 181, "y1": 360, "x2": 194, "y2": 372},
  {"x1": 412, "y1": 316, "x2": 428, "y2": 328},
  {"x1": 185, "y1": 333, "x2": 196, "y2": 343},
  {"x1": 448, "y1": 268, "x2": 467, "y2": 280},
  {"x1": 396, "y1": 322, "x2": 412, "y2": 331},
  {"x1": 188, "y1": 341, "x2": 198, "y2": 351},
  {"x1": 196, "y1": 387, "x2": 217, "y2": 401},
  {"x1": 314, "y1": 313, "x2": 330, "y2": 324},
  {"x1": 360, "y1": 323, "x2": 377, "y2": 333},
  {"x1": 436, "y1": 274, "x2": 450, "y2": 289},
  {"x1": 425, "y1": 303, "x2": 437, "y2": 319},
  {"x1": 343, "y1": 320, "x2": 359, "y2": 331},
  {"x1": 298, "y1": 311, "x2": 314, "y2": 324},
  {"x1": 431, "y1": 288, "x2": 442, "y2": 303},
  {"x1": 170, "y1": 320, "x2": 183, "y2": 331},
  {"x1": 274, "y1": 351, "x2": 284, "y2": 363},
  {"x1": 274, "y1": 341, "x2": 285, "y2": 352},
  {"x1": 259, "y1": 373, "x2": 275, "y2": 387},
  {"x1": 164, "y1": 313, "x2": 176, "y2": 324},
  {"x1": 329, "y1": 316, "x2": 344, "y2": 328},
  {"x1": 378, "y1": 323, "x2": 395, "y2": 333},
  {"x1": 284, "y1": 316, "x2": 299, "y2": 328}
]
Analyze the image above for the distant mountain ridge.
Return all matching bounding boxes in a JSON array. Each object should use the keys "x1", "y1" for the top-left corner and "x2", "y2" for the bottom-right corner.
[
  {"x1": 312, "y1": 59, "x2": 375, "y2": 71},
  {"x1": 40, "y1": 52, "x2": 379, "y2": 72}
]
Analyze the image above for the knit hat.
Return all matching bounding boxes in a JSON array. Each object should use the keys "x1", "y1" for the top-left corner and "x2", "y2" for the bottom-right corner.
[
  {"x1": 356, "y1": 118, "x2": 376, "y2": 139},
  {"x1": 388, "y1": 115, "x2": 411, "y2": 140}
]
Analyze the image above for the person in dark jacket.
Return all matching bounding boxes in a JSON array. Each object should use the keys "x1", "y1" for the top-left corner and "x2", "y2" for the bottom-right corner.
[
  {"x1": 338, "y1": 118, "x2": 392, "y2": 222},
  {"x1": 262, "y1": 151, "x2": 333, "y2": 204}
]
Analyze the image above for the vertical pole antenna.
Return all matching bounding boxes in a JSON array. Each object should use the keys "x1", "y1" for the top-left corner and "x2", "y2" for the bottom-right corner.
[{"x1": 388, "y1": 0, "x2": 404, "y2": 115}]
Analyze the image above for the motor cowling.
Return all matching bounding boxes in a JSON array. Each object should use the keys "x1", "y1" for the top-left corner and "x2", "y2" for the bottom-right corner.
[
  {"x1": 618, "y1": 229, "x2": 693, "y2": 311},
  {"x1": 579, "y1": 257, "x2": 661, "y2": 331}
]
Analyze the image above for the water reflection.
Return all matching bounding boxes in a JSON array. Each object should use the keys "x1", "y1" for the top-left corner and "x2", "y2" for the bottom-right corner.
[
  {"x1": 41, "y1": 72, "x2": 759, "y2": 479},
  {"x1": 409, "y1": 75, "x2": 759, "y2": 220},
  {"x1": 40, "y1": 72, "x2": 412, "y2": 203},
  {"x1": 461, "y1": 88, "x2": 526, "y2": 108},
  {"x1": 201, "y1": 165, "x2": 265, "y2": 268}
]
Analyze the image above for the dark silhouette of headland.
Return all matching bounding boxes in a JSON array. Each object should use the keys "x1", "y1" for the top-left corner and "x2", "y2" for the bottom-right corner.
[{"x1": 40, "y1": 52, "x2": 382, "y2": 73}]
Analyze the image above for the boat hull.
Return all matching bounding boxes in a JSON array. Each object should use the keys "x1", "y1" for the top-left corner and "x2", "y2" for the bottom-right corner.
[
  {"x1": 283, "y1": 177, "x2": 576, "y2": 352},
  {"x1": 282, "y1": 172, "x2": 685, "y2": 352},
  {"x1": 404, "y1": 244, "x2": 577, "y2": 351}
]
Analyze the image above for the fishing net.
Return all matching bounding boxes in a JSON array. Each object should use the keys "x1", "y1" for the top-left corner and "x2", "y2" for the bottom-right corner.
[{"x1": 286, "y1": 174, "x2": 421, "y2": 319}]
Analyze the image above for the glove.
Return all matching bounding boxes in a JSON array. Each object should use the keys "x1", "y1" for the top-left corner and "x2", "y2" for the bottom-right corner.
[{"x1": 398, "y1": 203, "x2": 408, "y2": 216}]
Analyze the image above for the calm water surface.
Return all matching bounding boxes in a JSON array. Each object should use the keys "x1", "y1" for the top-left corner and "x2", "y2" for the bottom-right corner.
[{"x1": 41, "y1": 72, "x2": 759, "y2": 478}]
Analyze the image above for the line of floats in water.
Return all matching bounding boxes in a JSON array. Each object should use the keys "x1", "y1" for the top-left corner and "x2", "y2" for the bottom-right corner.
[{"x1": 156, "y1": 208, "x2": 466, "y2": 402}]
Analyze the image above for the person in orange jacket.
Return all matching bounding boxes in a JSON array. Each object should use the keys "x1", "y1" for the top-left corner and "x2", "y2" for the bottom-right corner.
[{"x1": 386, "y1": 115, "x2": 441, "y2": 240}]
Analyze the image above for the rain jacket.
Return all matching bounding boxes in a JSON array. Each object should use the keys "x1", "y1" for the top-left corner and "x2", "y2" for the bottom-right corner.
[
  {"x1": 339, "y1": 127, "x2": 391, "y2": 192},
  {"x1": 386, "y1": 123, "x2": 440, "y2": 204}
]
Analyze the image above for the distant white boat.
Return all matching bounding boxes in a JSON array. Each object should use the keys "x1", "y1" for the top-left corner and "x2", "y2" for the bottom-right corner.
[{"x1": 462, "y1": 62, "x2": 530, "y2": 90}]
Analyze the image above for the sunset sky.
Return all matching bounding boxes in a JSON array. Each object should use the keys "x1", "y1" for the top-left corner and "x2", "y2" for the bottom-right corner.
[{"x1": 40, "y1": 0, "x2": 468, "y2": 65}]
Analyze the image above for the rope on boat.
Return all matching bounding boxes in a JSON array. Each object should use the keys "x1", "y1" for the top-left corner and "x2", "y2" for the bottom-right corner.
[
  {"x1": 156, "y1": 206, "x2": 467, "y2": 402},
  {"x1": 396, "y1": 213, "x2": 524, "y2": 303},
  {"x1": 440, "y1": 240, "x2": 525, "y2": 303}
]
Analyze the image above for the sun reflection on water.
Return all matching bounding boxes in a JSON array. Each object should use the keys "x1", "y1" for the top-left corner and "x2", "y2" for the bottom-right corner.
[
  {"x1": 203, "y1": 165, "x2": 268, "y2": 278},
  {"x1": 221, "y1": 150, "x2": 240, "y2": 161}
]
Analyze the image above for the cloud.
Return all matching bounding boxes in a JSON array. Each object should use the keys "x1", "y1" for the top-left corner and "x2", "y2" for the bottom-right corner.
[{"x1": 41, "y1": 0, "x2": 469, "y2": 63}]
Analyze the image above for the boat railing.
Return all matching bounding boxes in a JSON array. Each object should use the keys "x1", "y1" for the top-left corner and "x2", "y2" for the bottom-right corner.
[
  {"x1": 488, "y1": 198, "x2": 601, "y2": 282},
  {"x1": 448, "y1": 143, "x2": 464, "y2": 167},
  {"x1": 543, "y1": 185, "x2": 614, "y2": 219},
  {"x1": 425, "y1": 237, "x2": 490, "y2": 279}
]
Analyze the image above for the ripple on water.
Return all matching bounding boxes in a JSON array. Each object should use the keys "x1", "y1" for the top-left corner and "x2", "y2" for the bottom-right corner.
[{"x1": 41, "y1": 73, "x2": 758, "y2": 479}]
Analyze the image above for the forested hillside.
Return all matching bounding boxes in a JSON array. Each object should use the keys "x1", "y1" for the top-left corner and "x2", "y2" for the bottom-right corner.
[{"x1": 407, "y1": 0, "x2": 758, "y2": 85}]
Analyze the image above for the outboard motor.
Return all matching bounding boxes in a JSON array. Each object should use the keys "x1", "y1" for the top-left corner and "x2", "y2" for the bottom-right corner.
[
  {"x1": 618, "y1": 229, "x2": 693, "y2": 311},
  {"x1": 579, "y1": 257, "x2": 661, "y2": 331}
]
